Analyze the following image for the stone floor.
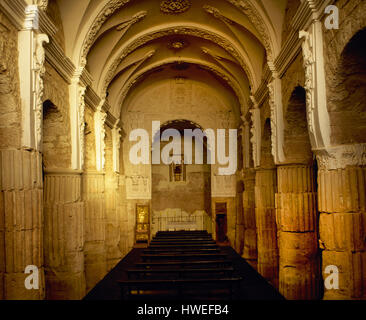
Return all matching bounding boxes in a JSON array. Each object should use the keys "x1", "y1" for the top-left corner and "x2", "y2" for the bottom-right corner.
[{"x1": 84, "y1": 246, "x2": 284, "y2": 301}]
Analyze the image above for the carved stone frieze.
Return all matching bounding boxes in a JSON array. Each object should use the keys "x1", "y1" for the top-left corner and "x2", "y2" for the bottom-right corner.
[
  {"x1": 94, "y1": 101, "x2": 107, "y2": 171},
  {"x1": 299, "y1": 30, "x2": 315, "y2": 136},
  {"x1": 33, "y1": 33, "x2": 49, "y2": 150},
  {"x1": 78, "y1": 86, "x2": 86, "y2": 169},
  {"x1": 267, "y1": 77, "x2": 285, "y2": 164}
]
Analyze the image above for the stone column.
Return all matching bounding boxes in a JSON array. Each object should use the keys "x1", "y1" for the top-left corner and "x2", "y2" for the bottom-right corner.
[
  {"x1": 255, "y1": 168, "x2": 278, "y2": 287},
  {"x1": 83, "y1": 171, "x2": 107, "y2": 293},
  {"x1": 105, "y1": 173, "x2": 121, "y2": 271},
  {"x1": 235, "y1": 180, "x2": 244, "y2": 255},
  {"x1": 242, "y1": 169, "x2": 257, "y2": 269},
  {"x1": 318, "y1": 162, "x2": 366, "y2": 299},
  {"x1": 276, "y1": 165, "x2": 320, "y2": 300},
  {"x1": 43, "y1": 169, "x2": 85, "y2": 299},
  {"x1": 0, "y1": 149, "x2": 44, "y2": 299}
]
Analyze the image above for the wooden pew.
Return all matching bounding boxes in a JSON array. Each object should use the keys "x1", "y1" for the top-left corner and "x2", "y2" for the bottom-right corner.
[
  {"x1": 153, "y1": 234, "x2": 212, "y2": 238},
  {"x1": 148, "y1": 244, "x2": 218, "y2": 249},
  {"x1": 143, "y1": 248, "x2": 220, "y2": 254},
  {"x1": 118, "y1": 277, "x2": 242, "y2": 300},
  {"x1": 126, "y1": 267, "x2": 234, "y2": 280},
  {"x1": 141, "y1": 253, "x2": 227, "y2": 262},
  {"x1": 135, "y1": 260, "x2": 233, "y2": 269},
  {"x1": 150, "y1": 240, "x2": 216, "y2": 245}
]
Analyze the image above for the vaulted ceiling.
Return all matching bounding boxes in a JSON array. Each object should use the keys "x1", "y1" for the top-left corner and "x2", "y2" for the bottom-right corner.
[{"x1": 51, "y1": 0, "x2": 288, "y2": 120}]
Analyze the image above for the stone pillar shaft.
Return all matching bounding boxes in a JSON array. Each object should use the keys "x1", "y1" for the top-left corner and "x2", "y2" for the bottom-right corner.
[
  {"x1": 43, "y1": 170, "x2": 85, "y2": 299},
  {"x1": 105, "y1": 173, "x2": 122, "y2": 271},
  {"x1": 255, "y1": 168, "x2": 278, "y2": 287},
  {"x1": 0, "y1": 149, "x2": 44, "y2": 299},
  {"x1": 319, "y1": 166, "x2": 366, "y2": 299},
  {"x1": 276, "y1": 165, "x2": 320, "y2": 300},
  {"x1": 235, "y1": 185, "x2": 244, "y2": 255},
  {"x1": 83, "y1": 172, "x2": 107, "y2": 293},
  {"x1": 242, "y1": 169, "x2": 257, "y2": 269}
]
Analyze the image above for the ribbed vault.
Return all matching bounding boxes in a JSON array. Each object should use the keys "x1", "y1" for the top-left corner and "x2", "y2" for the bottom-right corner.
[{"x1": 51, "y1": 0, "x2": 287, "y2": 122}]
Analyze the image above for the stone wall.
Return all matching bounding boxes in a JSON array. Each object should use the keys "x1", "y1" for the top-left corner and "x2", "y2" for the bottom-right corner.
[
  {"x1": 323, "y1": 0, "x2": 366, "y2": 145},
  {"x1": 42, "y1": 62, "x2": 72, "y2": 169}
]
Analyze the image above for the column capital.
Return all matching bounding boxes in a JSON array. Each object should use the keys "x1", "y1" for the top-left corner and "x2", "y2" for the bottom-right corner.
[{"x1": 315, "y1": 144, "x2": 366, "y2": 170}]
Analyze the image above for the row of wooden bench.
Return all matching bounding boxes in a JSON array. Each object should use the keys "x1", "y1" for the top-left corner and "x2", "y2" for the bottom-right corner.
[{"x1": 117, "y1": 231, "x2": 242, "y2": 300}]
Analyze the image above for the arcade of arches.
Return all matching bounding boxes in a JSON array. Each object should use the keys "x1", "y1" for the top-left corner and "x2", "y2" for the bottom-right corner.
[{"x1": 0, "y1": 0, "x2": 365, "y2": 300}]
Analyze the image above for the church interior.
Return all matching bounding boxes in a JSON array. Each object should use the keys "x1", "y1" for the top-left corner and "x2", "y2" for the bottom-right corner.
[{"x1": 0, "y1": 0, "x2": 365, "y2": 301}]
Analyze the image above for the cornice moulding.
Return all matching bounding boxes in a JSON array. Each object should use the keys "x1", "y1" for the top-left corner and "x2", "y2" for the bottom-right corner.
[
  {"x1": 0, "y1": 0, "x2": 57, "y2": 36},
  {"x1": 85, "y1": 86, "x2": 101, "y2": 112},
  {"x1": 45, "y1": 39, "x2": 75, "y2": 84},
  {"x1": 0, "y1": 0, "x2": 26, "y2": 30},
  {"x1": 254, "y1": 64, "x2": 271, "y2": 107},
  {"x1": 85, "y1": 86, "x2": 116, "y2": 129}
]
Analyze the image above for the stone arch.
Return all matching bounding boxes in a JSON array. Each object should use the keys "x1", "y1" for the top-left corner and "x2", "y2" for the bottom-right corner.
[
  {"x1": 98, "y1": 25, "x2": 257, "y2": 94},
  {"x1": 74, "y1": 0, "x2": 276, "y2": 68},
  {"x1": 117, "y1": 58, "x2": 246, "y2": 119},
  {"x1": 283, "y1": 86, "x2": 313, "y2": 164},
  {"x1": 328, "y1": 28, "x2": 366, "y2": 145},
  {"x1": 42, "y1": 99, "x2": 70, "y2": 169},
  {"x1": 151, "y1": 119, "x2": 212, "y2": 234}
]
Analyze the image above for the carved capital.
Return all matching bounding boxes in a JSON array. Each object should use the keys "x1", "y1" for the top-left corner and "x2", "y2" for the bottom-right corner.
[{"x1": 315, "y1": 144, "x2": 366, "y2": 170}]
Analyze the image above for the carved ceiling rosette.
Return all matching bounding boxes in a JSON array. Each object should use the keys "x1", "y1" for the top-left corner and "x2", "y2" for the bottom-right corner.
[
  {"x1": 168, "y1": 39, "x2": 189, "y2": 51},
  {"x1": 160, "y1": 0, "x2": 192, "y2": 14}
]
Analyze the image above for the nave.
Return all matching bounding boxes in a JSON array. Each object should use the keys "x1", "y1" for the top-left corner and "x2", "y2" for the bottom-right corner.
[{"x1": 85, "y1": 231, "x2": 283, "y2": 301}]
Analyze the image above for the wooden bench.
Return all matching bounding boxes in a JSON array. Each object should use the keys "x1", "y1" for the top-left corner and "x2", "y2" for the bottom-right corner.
[
  {"x1": 148, "y1": 244, "x2": 218, "y2": 249},
  {"x1": 126, "y1": 267, "x2": 234, "y2": 280},
  {"x1": 118, "y1": 277, "x2": 242, "y2": 300},
  {"x1": 143, "y1": 248, "x2": 220, "y2": 254},
  {"x1": 141, "y1": 253, "x2": 227, "y2": 262},
  {"x1": 153, "y1": 234, "x2": 212, "y2": 238},
  {"x1": 150, "y1": 240, "x2": 216, "y2": 244},
  {"x1": 156, "y1": 231, "x2": 208, "y2": 235},
  {"x1": 135, "y1": 260, "x2": 232, "y2": 269}
]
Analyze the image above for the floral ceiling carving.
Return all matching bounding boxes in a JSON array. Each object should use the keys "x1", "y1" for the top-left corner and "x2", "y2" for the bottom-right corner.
[
  {"x1": 168, "y1": 39, "x2": 189, "y2": 51},
  {"x1": 160, "y1": 0, "x2": 192, "y2": 14}
]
